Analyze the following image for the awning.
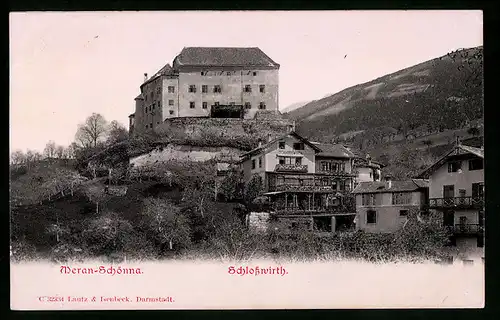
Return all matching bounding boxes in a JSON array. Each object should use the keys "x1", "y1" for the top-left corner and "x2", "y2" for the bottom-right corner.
[{"x1": 262, "y1": 191, "x2": 286, "y2": 196}]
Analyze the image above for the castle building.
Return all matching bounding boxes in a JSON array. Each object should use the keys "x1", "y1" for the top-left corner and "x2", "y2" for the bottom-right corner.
[{"x1": 130, "y1": 47, "x2": 280, "y2": 135}]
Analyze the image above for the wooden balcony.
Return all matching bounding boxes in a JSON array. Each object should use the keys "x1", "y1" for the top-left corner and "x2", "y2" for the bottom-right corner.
[
  {"x1": 428, "y1": 196, "x2": 484, "y2": 209},
  {"x1": 274, "y1": 203, "x2": 356, "y2": 215},
  {"x1": 448, "y1": 224, "x2": 484, "y2": 235},
  {"x1": 275, "y1": 164, "x2": 308, "y2": 173}
]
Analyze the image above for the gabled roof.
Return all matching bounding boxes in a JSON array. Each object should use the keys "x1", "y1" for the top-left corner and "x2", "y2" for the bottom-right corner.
[
  {"x1": 173, "y1": 47, "x2": 280, "y2": 68},
  {"x1": 352, "y1": 179, "x2": 429, "y2": 194},
  {"x1": 140, "y1": 63, "x2": 176, "y2": 89},
  {"x1": 416, "y1": 144, "x2": 484, "y2": 179},
  {"x1": 240, "y1": 131, "x2": 321, "y2": 159},
  {"x1": 311, "y1": 143, "x2": 355, "y2": 158}
]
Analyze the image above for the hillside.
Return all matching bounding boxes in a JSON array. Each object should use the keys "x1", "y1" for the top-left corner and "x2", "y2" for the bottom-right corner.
[
  {"x1": 280, "y1": 100, "x2": 312, "y2": 114},
  {"x1": 287, "y1": 46, "x2": 483, "y2": 144}
]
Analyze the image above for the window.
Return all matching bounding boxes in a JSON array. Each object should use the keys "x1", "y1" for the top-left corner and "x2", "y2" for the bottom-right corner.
[
  {"x1": 258, "y1": 157, "x2": 263, "y2": 168},
  {"x1": 251, "y1": 159, "x2": 256, "y2": 169},
  {"x1": 150, "y1": 122, "x2": 153, "y2": 128},
  {"x1": 144, "y1": 106, "x2": 147, "y2": 113},
  {"x1": 149, "y1": 105, "x2": 151, "y2": 111},
  {"x1": 244, "y1": 85, "x2": 252, "y2": 93},
  {"x1": 399, "y1": 210, "x2": 408, "y2": 217},
  {"x1": 293, "y1": 142, "x2": 304, "y2": 150},
  {"x1": 145, "y1": 94, "x2": 148, "y2": 102},
  {"x1": 227, "y1": 71, "x2": 232, "y2": 76},
  {"x1": 472, "y1": 182, "x2": 484, "y2": 198},
  {"x1": 188, "y1": 85, "x2": 196, "y2": 93},
  {"x1": 202, "y1": 85, "x2": 208, "y2": 93},
  {"x1": 202, "y1": 102, "x2": 208, "y2": 109},
  {"x1": 244, "y1": 102, "x2": 251, "y2": 109},
  {"x1": 295, "y1": 157, "x2": 302, "y2": 165},
  {"x1": 152, "y1": 103, "x2": 155, "y2": 110},
  {"x1": 253, "y1": 71, "x2": 257, "y2": 76},
  {"x1": 469, "y1": 158, "x2": 483, "y2": 171},
  {"x1": 158, "y1": 101, "x2": 161, "y2": 108},
  {"x1": 145, "y1": 124, "x2": 148, "y2": 129},
  {"x1": 367, "y1": 210, "x2": 377, "y2": 224},
  {"x1": 278, "y1": 141, "x2": 285, "y2": 149},
  {"x1": 190, "y1": 102, "x2": 195, "y2": 109},
  {"x1": 392, "y1": 192, "x2": 412, "y2": 205},
  {"x1": 201, "y1": 71, "x2": 205, "y2": 76},
  {"x1": 259, "y1": 85, "x2": 266, "y2": 93},
  {"x1": 157, "y1": 121, "x2": 160, "y2": 124},
  {"x1": 157, "y1": 87, "x2": 161, "y2": 94},
  {"x1": 362, "y1": 193, "x2": 382, "y2": 206},
  {"x1": 168, "y1": 86, "x2": 175, "y2": 93},
  {"x1": 169, "y1": 100, "x2": 174, "y2": 106},
  {"x1": 169, "y1": 110, "x2": 174, "y2": 115},
  {"x1": 278, "y1": 157, "x2": 285, "y2": 165},
  {"x1": 214, "y1": 101, "x2": 220, "y2": 106},
  {"x1": 213, "y1": 85, "x2": 221, "y2": 93},
  {"x1": 259, "y1": 102, "x2": 266, "y2": 110},
  {"x1": 150, "y1": 92, "x2": 153, "y2": 100},
  {"x1": 448, "y1": 161, "x2": 462, "y2": 173}
]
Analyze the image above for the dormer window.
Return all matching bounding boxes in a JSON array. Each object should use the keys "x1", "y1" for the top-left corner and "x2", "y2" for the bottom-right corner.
[{"x1": 279, "y1": 141, "x2": 285, "y2": 149}]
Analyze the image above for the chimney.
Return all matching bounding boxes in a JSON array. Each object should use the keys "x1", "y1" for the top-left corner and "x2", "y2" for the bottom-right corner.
[
  {"x1": 258, "y1": 140, "x2": 263, "y2": 148},
  {"x1": 144, "y1": 73, "x2": 148, "y2": 82},
  {"x1": 384, "y1": 175, "x2": 392, "y2": 189}
]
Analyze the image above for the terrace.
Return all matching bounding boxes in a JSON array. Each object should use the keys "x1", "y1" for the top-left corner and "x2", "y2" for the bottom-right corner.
[{"x1": 428, "y1": 196, "x2": 484, "y2": 209}]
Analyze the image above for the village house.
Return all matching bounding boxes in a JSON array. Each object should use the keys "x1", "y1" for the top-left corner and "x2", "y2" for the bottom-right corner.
[
  {"x1": 416, "y1": 142, "x2": 484, "y2": 252},
  {"x1": 240, "y1": 131, "x2": 365, "y2": 233},
  {"x1": 130, "y1": 47, "x2": 280, "y2": 135},
  {"x1": 352, "y1": 154, "x2": 383, "y2": 186},
  {"x1": 352, "y1": 177, "x2": 429, "y2": 233}
]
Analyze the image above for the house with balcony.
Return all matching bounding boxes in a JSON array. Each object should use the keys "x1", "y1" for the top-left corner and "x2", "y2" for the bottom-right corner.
[
  {"x1": 240, "y1": 131, "x2": 358, "y2": 233},
  {"x1": 416, "y1": 143, "x2": 484, "y2": 251},
  {"x1": 352, "y1": 177, "x2": 429, "y2": 233}
]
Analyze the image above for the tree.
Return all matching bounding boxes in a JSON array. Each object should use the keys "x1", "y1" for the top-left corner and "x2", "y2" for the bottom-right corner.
[
  {"x1": 44, "y1": 141, "x2": 57, "y2": 158},
  {"x1": 467, "y1": 126, "x2": 480, "y2": 137},
  {"x1": 64, "y1": 142, "x2": 78, "y2": 159},
  {"x1": 75, "y1": 113, "x2": 109, "y2": 148},
  {"x1": 83, "y1": 212, "x2": 135, "y2": 256},
  {"x1": 244, "y1": 174, "x2": 263, "y2": 205},
  {"x1": 10, "y1": 150, "x2": 26, "y2": 165},
  {"x1": 55, "y1": 145, "x2": 65, "y2": 158},
  {"x1": 141, "y1": 198, "x2": 191, "y2": 252},
  {"x1": 107, "y1": 120, "x2": 128, "y2": 145}
]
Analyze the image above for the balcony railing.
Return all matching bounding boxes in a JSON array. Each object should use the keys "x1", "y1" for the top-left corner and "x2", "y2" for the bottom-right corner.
[
  {"x1": 274, "y1": 184, "x2": 342, "y2": 192},
  {"x1": 448, "y1": 224, "x2": 484, "y2": 235},
  {"x1": 275, "y1": 164, "x2": 308, "y2": 173},
  {"x1": 428, "y1": 196, "x2": 484, "y2": 209},
  {"x1": 274, "y1": 203, "x2": 356, "y2": 215}
]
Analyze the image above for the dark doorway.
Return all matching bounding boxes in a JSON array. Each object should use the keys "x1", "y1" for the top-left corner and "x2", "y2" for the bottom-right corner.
[
  {"x1": 313, "y1": 216, "x2": 332, "y2": 232},
  {"x1": 443, "y1": 210, "x2": 454, "y2": 227},
  {"x1": 335, "y1": 215, "x2": 356, "y2": 231}
]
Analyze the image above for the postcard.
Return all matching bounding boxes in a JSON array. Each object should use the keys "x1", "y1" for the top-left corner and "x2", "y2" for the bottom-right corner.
[{"x1": 10, "y1": 10, "x2": 484, "y2": 310}]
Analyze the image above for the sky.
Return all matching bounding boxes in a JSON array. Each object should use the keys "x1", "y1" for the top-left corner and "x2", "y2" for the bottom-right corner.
[{"x1": 10, "y1": 11, "x2": 483, "y2": 152}]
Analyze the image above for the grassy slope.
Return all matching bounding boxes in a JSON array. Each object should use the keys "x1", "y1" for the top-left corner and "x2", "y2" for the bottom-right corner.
[{"x1": 287, "y1": 47, "x2": 483, "y2": 143}]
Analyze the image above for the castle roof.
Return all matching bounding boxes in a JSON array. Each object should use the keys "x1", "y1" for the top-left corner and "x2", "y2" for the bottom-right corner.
[{"x1": 173, "y1": 47, "x2": 280, "y2": 68}]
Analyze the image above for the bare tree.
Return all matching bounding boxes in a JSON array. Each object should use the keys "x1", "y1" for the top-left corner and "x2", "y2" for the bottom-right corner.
[
  {"x1": 55, "y1": 145, "x2": 65, "y2": 158},
  {"x1": 10, "y1": 150, "x2": 26, "y2": 165},
  {"x1": 64, "y1": 142, "x2": 78, "y2": 159},
  {"x1": 44, "y1": 141, "x2": 57, "y2": 158},
  {"x1": 107, "y1": 120, "x2": 128, "y2": 145},
  {"x1": 75, "y1": 113, "x2": 109, "y2": 148}
]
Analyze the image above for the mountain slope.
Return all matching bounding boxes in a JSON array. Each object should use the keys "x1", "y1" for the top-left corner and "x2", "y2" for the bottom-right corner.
[
  {"x1": 289, "y1": 46, "x2": 483, "y2": 143},
  {"x1": 280, "y1": 100, "x2": 312, "y2": 114}
]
